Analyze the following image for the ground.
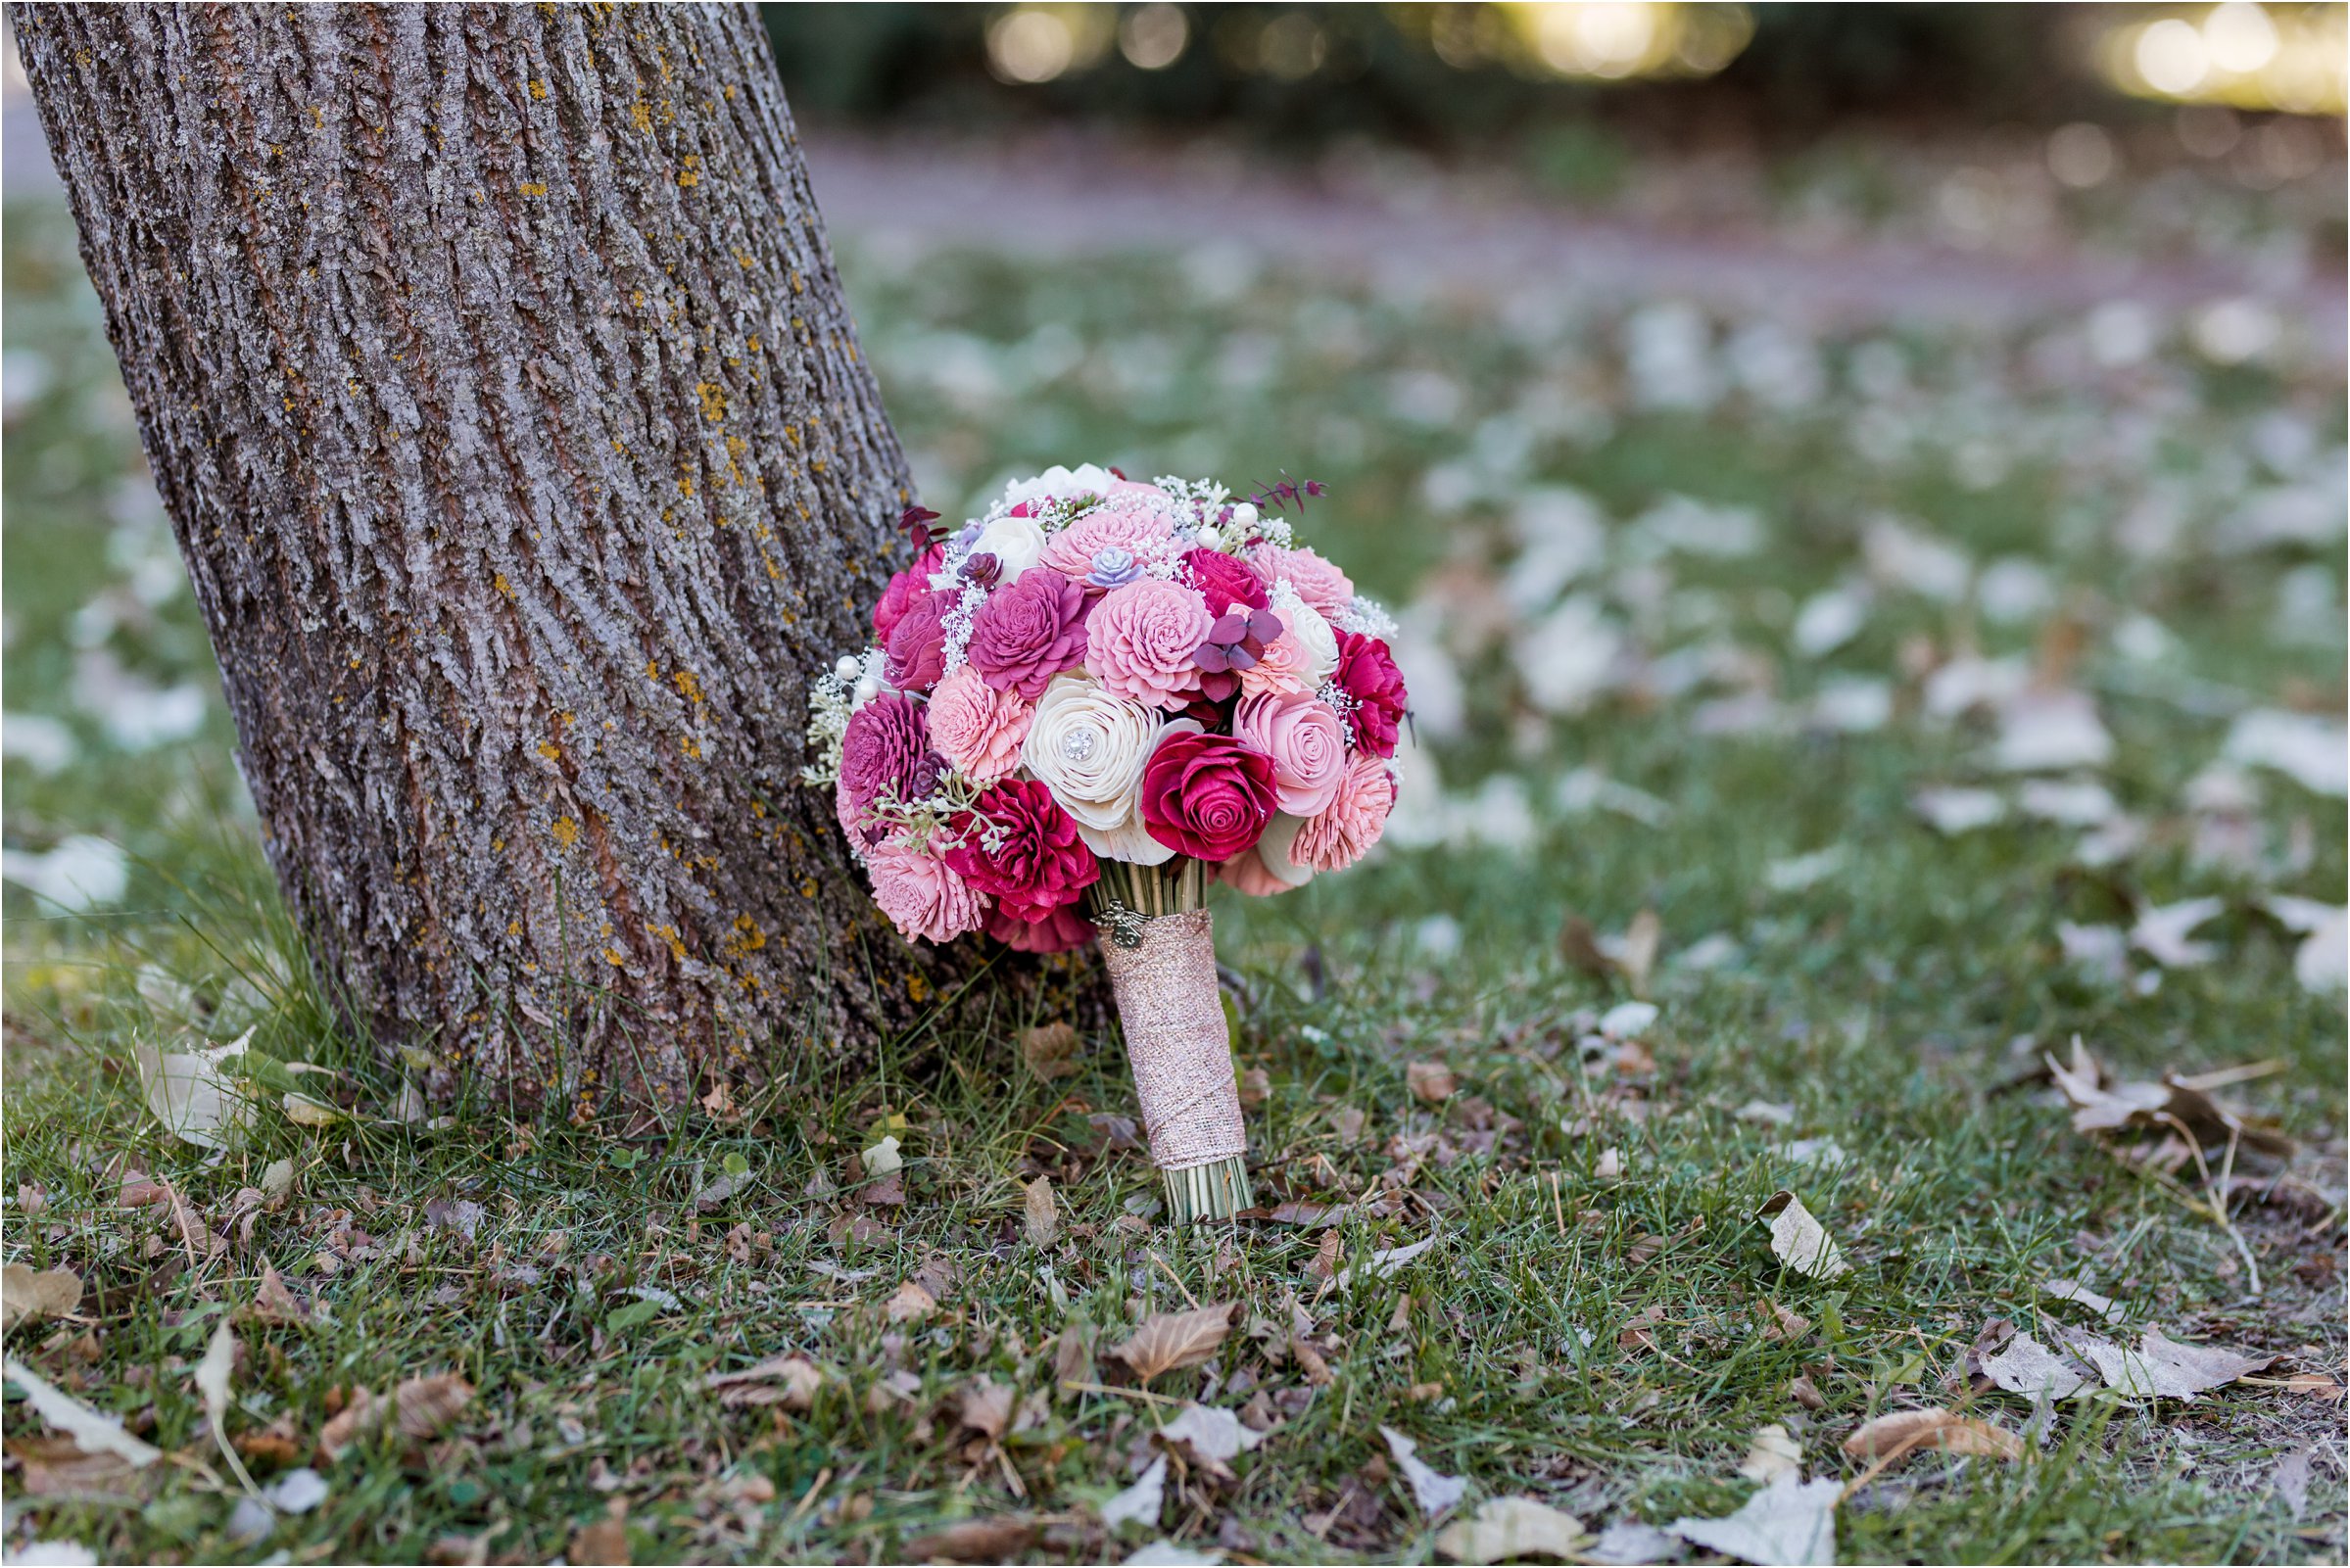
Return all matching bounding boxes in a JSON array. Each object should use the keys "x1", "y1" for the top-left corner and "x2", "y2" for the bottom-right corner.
[{"x1": 2, "y1": 126, "x2": 2344, "y2": 1566}]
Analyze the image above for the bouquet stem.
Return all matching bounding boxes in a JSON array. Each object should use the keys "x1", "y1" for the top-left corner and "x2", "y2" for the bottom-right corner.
[{"x1": 1086, "y1": 859, "x2": 1255, "y2": 1224}]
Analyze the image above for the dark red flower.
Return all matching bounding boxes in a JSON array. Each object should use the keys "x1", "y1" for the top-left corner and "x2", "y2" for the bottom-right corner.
[
  {"x1": 966, "y1": 568, "x2": 1089, "y2": 699},
  {"x1": 941, "y1": 778, "x2": 1100, "y2": 924},
  {"x1": 873, "y1": 546, "x2": 944, "y2": 643},
  {"x1": 1183, "y1": 547, "x2": 1269, "y2": 615},
  {"x1": 1333, "y1": 631, "x2": 1408, "y2": 758},
  {"x1": 985, "y1": 901, "x2": 1097, "y2": 954},
  {"x1": 1140, "y1": 730, "x2": 1276, "y2": 862}
]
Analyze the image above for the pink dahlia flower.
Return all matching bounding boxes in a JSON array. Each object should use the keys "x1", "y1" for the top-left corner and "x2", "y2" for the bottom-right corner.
[
  {"x1": 868, "y1": 842, "x2": 986, "y2": 944},
  {"x1": 1041, "y1": 503, "x2": 1176, "y2": 585},
  {"x1": 941, "y1": 778, "x2": 1100, "y2": 924},
  {"x1": 1232, "y1": 688, "x2": 1348, "y2": 817},
  {"x1": 1139, "y1": 730, "x2": 1276, "y2": 862},
  {"x1": 1085, "y1": 579, "x2": 1213, "y2": 710},
  {"x1": 1249, "y1": 543, "x2": 1354, "y2": 618},
  {"x1": 927, "y1": 663, "x2": 1032, "y2": 785},
  {"x1": 837, "y1": 693, "x2": 934, "y2": 835},
  {"x1": 966, "y1": 567, "x2": 1090, "y2": 699},
  {"x1": 1290, "y1": 754, "x2": 1395, "y2": 874},
  {"x1": 985, "y1": 901, "x2": 1097, "y2": 954},
  {"x1": 1333, "y1": 631, "x2": 1408, "y2": 758}
]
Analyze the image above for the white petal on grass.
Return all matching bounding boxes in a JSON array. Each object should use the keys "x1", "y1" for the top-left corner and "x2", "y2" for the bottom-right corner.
[
  {"x1": 1518, "y1": 596, "x2": 1623, "y2": 716},
  {"x1": 1598, "y1": 1002, "x2": 1658, "y2": 1040},
  {"x1": 263, "y1": 1467, "x2": 329, "y2": 1514},
  {"x1": 1669, "y1": 1471, "x2": 1840, "y2": 1567},
  {"x1": 0, "y1": 834, "x2": 127, "y2": 912},
  {"x1": 1588, "y1": 1522, "x2": 1678, "y2": 1565},
  {"x1": 1809, "y1": 678, "x2": 1892, "y2": 734},
  {"x1": 2, "y1": 1355, "x2": 162, "y2": 1467},
  {"x1": 1791, "y1": 587, "x2": 1869, "y2": 657},
  {"x1": 1976, "y1": 557, "x2": 2054, "y2": 624},
  {"x1": 9, "y1": 1544, "x2": 101, "y2": 1566},
  {"x1": 1922, "y1": 654, "x2": 2030, "y2": 720},
  {"x1": 1435, "y1": 1496, "x2": 1587, "y2": 1564},
  {"x1": 1125, "y1": 1542, "x2": 1222, "y2": 1567},
  {"x1": 1100, "y1": 1454, "x2": 1167, "y2": 1534},
  {"x1": 2264, "y1": 897, "x2": 2348, "y2": 993},
  {"x1": 1778, "y1": 1138, "x2": 1850, "y2": 1170},
  {"x1": 2, "y1": 713, "x2": 78, "y2": 776},
  {"x1": 2057, "y1": 923, "x2": 2131, "y2": 984},
  {"x1": 1339, "y1": 1235, "x2": 1441, "y2": 1291},
  {"x1": 1381, "y1": 1425, "x2": 1467, "y2": 1518},
  {"x1": 2222, "y1": 709, "x2": 2348, "y2": 797},
  {"x1": 861, "y1": 1135, "x2": 903, "y2": 1176},
  {"x1": 1765, "y1": 846, "x2": 1846, "y2": 893},
  {"x1": 1552, "y1": 767, "x2": 1671, "y2": 828},
  {"x1": 1756, "y1": 1192, "x2": 1849, "y2": 1280},
  {"x1": 1863, "y1": 517, "x2": 1972, "y2": 602},
  {"x1": 1914, "y1": 786, "x2": 2007, "y2": 835},
  {"x1": 2130, "y1": 897, "x2": 2226, "y2": 969},
  {"x1": 2017, "y1": 779, "x2": 2118, "y2": 828},
  {"x1": 1989, "y1": 689, "x2": 2112, "y2": 772}
]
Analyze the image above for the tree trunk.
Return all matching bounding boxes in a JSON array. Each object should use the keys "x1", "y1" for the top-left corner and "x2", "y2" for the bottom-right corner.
[{"x1": 12, "y1": 1, "x2": 995, "y2": 1110}]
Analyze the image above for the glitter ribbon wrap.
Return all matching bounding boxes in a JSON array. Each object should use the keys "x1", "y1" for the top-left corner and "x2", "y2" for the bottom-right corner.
[{"x1": 1095, "y1": 909, "x2": 1248, "y2": 1172}]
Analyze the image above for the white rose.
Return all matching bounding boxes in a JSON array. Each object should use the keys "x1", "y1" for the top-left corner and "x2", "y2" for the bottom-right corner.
[
  {"x1": 970, "y1": 513, "x2": 1046, "y2": 584},
  {"x1": 1002, "y1": 463, "x2": 1119, "y2": 510},
  {"x1": 1281, "y1": 597, "x2": 1341, "y2": 685},
  {"x1": 1255, "y1": 813, "x2": 1317, "y2": 886},
  {"x1": 1023, "y1": 678, "x2": 1190, "y2": 864}
]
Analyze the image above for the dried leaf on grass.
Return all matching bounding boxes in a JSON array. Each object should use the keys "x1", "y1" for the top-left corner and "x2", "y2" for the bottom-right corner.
[
  {"x1": 1336, "y1": 1233, "x2": 1440, "y2": 1291},
  {"x1": 1124, "y1": 1542, "x2": 1221, "y2": 1566},
  {"x1": 2, "y1": 1264, "x2": 83, "y2": 1331},
  {"x1": 2045, "y1": 1037, "x2": 2293, "y2": 1159},
  {"x1": 1023, "y1": 1177, "x2": 1059, "y2": 1248},
  {"x1": 1407, "y1": 1061, "x2": 1457, "y2": 1104},
  {"x1": 570, "y1": 1508, "x2": 630, "y2": 1566},
  {"x1": 901, "y1": 1517, "x2": 1036, "y2": 1562},
  {"x1": 1435, "y1": 1496, "x2": 1587, "y2": 1563},
  {"x1": 703, "y1": 1354, "x2": 823, "y2": 1410},
  {"x1": 1380, "y1": 1425, "x2": 1466, "y2": 1518},
  {"x1": 2038, "y1": 1277, "x2": 2123, "y2": 1324},
  {"x1": 133, "y1": 1030, "x2": 254, "y2": 1150},
  {"x1": 1100, "y1": 1454, "x2": 1167, "y2": 1534},
  {"x1": 1022, "y1": 1022, "x2": 1082, "y2": 1081},
  {"x1": 1156, "y1": 1402, "x2": 1263, "y2": 1465},
  {"x1": 318, "y1": 1373, "x2": 473, "y2": 1460},
  {"x1": 1756, "y1": 1192, "x2": 1850, "y2": 1280},
  {"x1": 2071, "y1": 1326, "x2": 2276, "y2": 1401},
  {"x1": 1979, "y1": 1333, "x2": 2088, "y2": 1402},
  {"x1": 253, "y1": 1263, "x2": 310, "y2": 1325},
  {"x1": 1669, "y1": 1471, "x2": 1840, "y2": 1567},
  {"x1": 886, "y1": 1280, "x2": 937, "y2": 1324},
  {"x1": 1111, "y1": 1303, "x2": 1237, "y2": 1383},
  {"x1": 1841, "y1": 1408, "x2": 2024, "y2": 1463},
  {"x1": 1, "y1": 1355, "x2": 161, "y2": 1467}
]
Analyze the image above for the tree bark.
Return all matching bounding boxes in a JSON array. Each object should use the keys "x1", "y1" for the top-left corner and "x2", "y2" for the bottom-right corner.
[{"x1": 12, "y1": 1, "x2": 995, "y2": 1109}]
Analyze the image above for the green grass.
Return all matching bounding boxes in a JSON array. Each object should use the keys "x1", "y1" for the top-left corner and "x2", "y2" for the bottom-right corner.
[{"x1": 3, "y1": 183, "x2": 2343, "y2": 1566}]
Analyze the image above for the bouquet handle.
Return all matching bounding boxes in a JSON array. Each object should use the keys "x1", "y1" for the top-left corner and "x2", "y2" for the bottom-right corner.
[{"x1": 1089, "y1": 863, "x2": 1254, "y2": 1223}]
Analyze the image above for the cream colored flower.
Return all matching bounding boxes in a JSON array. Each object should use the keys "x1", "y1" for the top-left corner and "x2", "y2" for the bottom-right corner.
[
  {"x1": 1021, "y1": 676, "x2": 1183, "y2": 864},
  {"x1": 970, "y1": 513, "x2": 1047, "y2": 584}
]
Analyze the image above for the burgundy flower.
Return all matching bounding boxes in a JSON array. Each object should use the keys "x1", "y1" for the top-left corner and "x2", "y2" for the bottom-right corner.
[
  {"x1": 837, "y1": 694, "x2": 933, "y2": 832},
  {"x1": 941, "y1": 778, "x2": 1100, "y2": 923},
  {"x1": 885, "y1": 591, "x2": 949, "y2": 693},
  {"x1": 1191, "y1": 605, "x2": 1284, "y2": 704},
  {"x1": 1140, "y1": 730, "x2": 1276, "y2": 862},
  {"x1": 1183, "y1": 548, "x2": 1269, "y2": 615},
  {"x1": 1334, "y1": 631, "x2": 1408, "y2": 758},
  {"x1": 873, "y1": 545, "x2": 944, "y2": 643},
  {"x1": 966, "y1": 568, "x2": 1089, "y2": 699},
  {"x1": 985, "y1": 901, "x2": 1097, "y2": 954}
]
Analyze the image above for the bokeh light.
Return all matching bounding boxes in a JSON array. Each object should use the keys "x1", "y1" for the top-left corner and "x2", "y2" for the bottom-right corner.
[{"x1": 2100, "y1": 3, "x2": 2346, "y2": 114}]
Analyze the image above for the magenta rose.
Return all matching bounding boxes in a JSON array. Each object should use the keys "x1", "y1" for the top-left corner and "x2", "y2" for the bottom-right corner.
[
  {"x1": 1334, "y1": 631, "x2": 1408, "y2": 758},
  {"x1": 1139, "y1": 730, "x2": 1277, "y2": 862},
  {"x1": 966, "y1": 567, "x2": 1090, "y2": 699},
  {"x1": 872, "y1": 545, "x2": 944, "y2": 643},
  {"x1": 941, "y1": 778, "x2": 1100, "y2": 923},
  {"x1": 985, "y1": 901, "x2": 1097, "y2": 954},
  {"x1": 1182, "y1": 548, "x2": 1268, "y2": 615},
  {"x1": 838, "y1": 693, "x2": 934, "y2": 834},
  {"x1": 884, "y1": 591, "x2": 949, "y2": 693}
]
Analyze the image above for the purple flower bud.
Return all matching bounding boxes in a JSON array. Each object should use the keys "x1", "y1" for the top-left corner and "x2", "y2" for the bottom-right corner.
[{"x1": 963, "y1": 551, "x2": 1002, "y2": 587}]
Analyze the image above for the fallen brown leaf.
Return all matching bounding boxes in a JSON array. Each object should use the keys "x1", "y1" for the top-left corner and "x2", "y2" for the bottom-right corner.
[
  {"x1": 959, "y1": 1377, "x2": 1015, "y2": 1441},
  {"x1": 1842, "y1": 1407, "x2": 2024, "y2": 1464},
  {"x1": 1, "y1": 1263, "x2": 83, "y2": 1331},
  {"x1": 1111, "y1": 1302, "x2": 1237, "y2": 1383},
  {"x1": 1021, "y1": 1022, "x2": 1081, "y2": 1082},
  {"x1": 253, "y1": 1262, "x2": 308, "y2": 1324},
  {"x1": 703, "y1": 1354, "x2": 823, "y2": 1411},
  {"x1": 1407, "y1": 1061, "x2": 1458, "y2": 1104},
  {"x1": 318, "y1": 1373, "x2": 473, "y2": 1460},
  {"x1": 886, "y1": 1280, "x2": 937, "y2": 1323},
  {"x1": 1022, "y1": 1177, "x2": 1058, "y2": 1249},
  {"x1": 570, "y1": 1509, "x2": 629, "y2": 1566},
  {"x1": 902, "y1": 1517, "x2": 1036, "y2": 1561}
]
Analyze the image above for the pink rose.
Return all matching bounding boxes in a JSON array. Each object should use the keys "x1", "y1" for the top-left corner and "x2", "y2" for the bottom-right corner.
[
  {"x1": 1139, "y1": 730, "x2": 1276, "y2": 862},
  {"x1": 1085, "y1": 579, "x2": 1213, "y2": 710},
  {"x1": 837, "y1": 694, "x2": 935, "y2": 837},
  {"x1": 884, "y1": 592, "x2": 949, "y2": 693},
  {"x1": 1217, "y1": 846, "x2": 1301, "y2": 897},
  {"x1": 1333, "y1": 631, "x2": 1409, "y2": 758},
  {"x1": 966, "y1": 568, "x2": 1090, "y2": 699},
  {"x1": 867, "y1": 842, "x2": 986, "y2": 944},
  {"x1": 927, "y1": 664, "x2": 1032, "y2": 785},
  {"x1": 1249, "y1": 544, "x2": 1354, "y2": 617},
  {"x1": 1183, "y1": 548, "x2": 1268, "y2": 615},
  {"x1": 986, "y1": 901, "x2": 1097, "y2": 954},
  {"x1": 1232, "y1": 689, "x2": 1348, "y2": 816},
  {"x1": 1041, "y1": 503, "x2": 1176, "y2": 583},
  {"x1": 941, "y1": 778, "x2": 1100, "y2": 923},
  {"x1": 873, "y1": 545, "x2": 944, "y2": 643},
  {"x1": 1290, "y1": 755, "x2": 1395, "y2": 874}
]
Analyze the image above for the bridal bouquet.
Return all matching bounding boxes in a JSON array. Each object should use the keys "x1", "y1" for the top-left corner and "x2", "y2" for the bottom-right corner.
[{"x1": 804, "y1": 464, "x2": 1407, "y2": 1221}]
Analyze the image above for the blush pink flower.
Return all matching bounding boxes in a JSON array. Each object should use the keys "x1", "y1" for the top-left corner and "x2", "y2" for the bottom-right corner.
[
  {"x1": 1290, "y1": 755, "x2": 1396, "y2": 874},
  {"x1": 1040, "y1": 503, "x2": 1176, "y2": 583},
  {"x1": 927, "y1": 663, "x2": 1033, "y2": 785},
  {"x1": 1249, "y1": 544, "x2": 1354, "y2": 617},
  {"x1": 966, "y1": 567, "x2": 1090, "y2": 699},
  {"x1": 1085, "y1": 579, "x2": 1213, "y2": 710},
  {"x1": 985, "y1": 901, "x2": 1097, "y2": 954},
  {"x1": 1217, "y1": 846, "x2": 1303, "y2": 897},
  {"x1": 941, "y1": 778, "x2": 1100, "y2": 923},
  {"x1": 1239, "y1": 600, "x2": 1338, "y2": 698},
  {"x1": 867, "y1": 842, "x2": 986, "y2": 944},
  {"x1": 1232, "y1": 689, "x2": 1348, "y2": 817}
]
